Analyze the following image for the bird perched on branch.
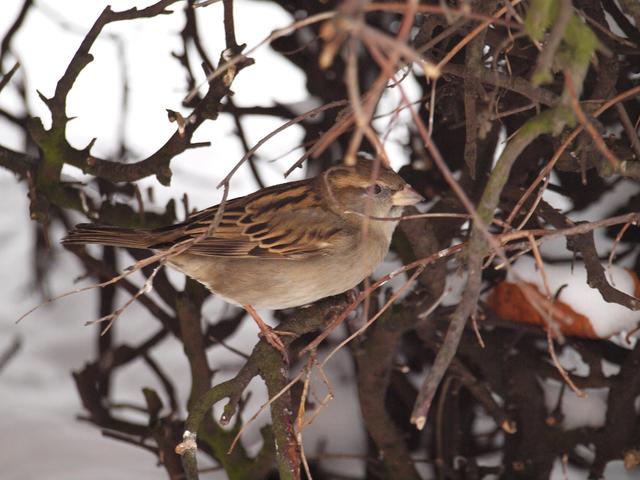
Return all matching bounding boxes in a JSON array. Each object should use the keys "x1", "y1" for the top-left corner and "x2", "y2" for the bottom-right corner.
[{"x1": 63, "y1": 157, "x2": 423, "y2": 356}]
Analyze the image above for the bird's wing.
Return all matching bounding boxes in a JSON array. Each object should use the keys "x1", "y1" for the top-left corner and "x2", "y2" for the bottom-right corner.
[{"x1": 148, "y1": 180, "x2": 351, "y2": 259}]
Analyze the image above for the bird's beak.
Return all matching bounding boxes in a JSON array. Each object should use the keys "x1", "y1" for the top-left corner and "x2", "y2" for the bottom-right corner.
[{"x1": 392, "y1": 185, "x2": 424, "y2": 206}]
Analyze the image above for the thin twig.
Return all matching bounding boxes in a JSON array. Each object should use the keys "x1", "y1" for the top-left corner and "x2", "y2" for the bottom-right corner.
[
  {"x1": 546, "y1": 329, "x2": 586, "y2": 397},
  {"x1": 615, "y1": 102, "x2": 640, "y2": 160},
  {"x1": 564, "y1": 72, "x2": 619, "y2": 168}
]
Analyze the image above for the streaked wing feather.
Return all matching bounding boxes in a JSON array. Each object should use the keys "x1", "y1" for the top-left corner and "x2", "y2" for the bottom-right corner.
[{"x1": 150, "y1": 179, "x2": 347, "y2": 259}]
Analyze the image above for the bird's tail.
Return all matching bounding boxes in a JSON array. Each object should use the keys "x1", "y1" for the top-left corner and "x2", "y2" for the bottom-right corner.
[{"x1": 62, "y1": 223, "x2": 153, "y2": 249}]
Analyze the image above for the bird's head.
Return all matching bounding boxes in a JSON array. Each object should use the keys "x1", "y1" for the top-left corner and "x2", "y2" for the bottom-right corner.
[{"x1": 320, "y1": 156, "x2": 424, "y2": 219}]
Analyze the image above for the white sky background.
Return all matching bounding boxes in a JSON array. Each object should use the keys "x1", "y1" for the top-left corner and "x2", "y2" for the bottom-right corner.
[{"x1": 0, "y1": 1, "x2": 368, "y2": 478}]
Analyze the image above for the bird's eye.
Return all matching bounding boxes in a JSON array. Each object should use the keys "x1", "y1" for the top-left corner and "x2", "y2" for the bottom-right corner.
[{"x1": 370, "y1": 183, "x2": 383, "y2": 195}]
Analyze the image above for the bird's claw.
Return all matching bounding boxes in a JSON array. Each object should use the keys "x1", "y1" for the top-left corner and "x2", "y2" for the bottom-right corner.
[{"x1": 259, "y1": 326, "x2": 291, "y2": 362}]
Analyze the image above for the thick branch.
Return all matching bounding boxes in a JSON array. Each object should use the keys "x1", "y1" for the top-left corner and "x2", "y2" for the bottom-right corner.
[{"x1": 355, "y1": 305, "x2": 421, "y2": 479}]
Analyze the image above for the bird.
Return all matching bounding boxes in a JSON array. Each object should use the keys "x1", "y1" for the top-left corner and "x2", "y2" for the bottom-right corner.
[{"x1": 62, "y1": 158, "x2": 423, "y2": 356}]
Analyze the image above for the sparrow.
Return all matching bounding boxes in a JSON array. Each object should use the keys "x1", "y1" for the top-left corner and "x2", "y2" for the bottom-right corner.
[{"x1": 62, "y1": 158, "x2": 423, "y2": 355}]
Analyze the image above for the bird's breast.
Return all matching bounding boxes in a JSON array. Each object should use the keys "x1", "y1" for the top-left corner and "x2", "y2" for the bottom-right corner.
[{"x1": 167, "y1": 227, "x2": 393, "y2": 310}]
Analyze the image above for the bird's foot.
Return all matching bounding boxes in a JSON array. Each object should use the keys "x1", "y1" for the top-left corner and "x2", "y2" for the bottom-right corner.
[
  {"x1": 244, "y1": 304, "x2": 297, "y2": 362},
  {"x1": 258, "y1": 326, "x2": 294, "y2": 362}
]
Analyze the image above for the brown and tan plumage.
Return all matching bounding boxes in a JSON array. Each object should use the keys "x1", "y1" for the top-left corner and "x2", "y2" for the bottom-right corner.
[{"x1": 63, "y1": 159, "x2": 423, "y2": 354}]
